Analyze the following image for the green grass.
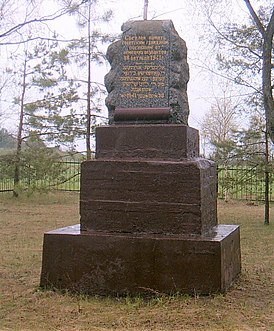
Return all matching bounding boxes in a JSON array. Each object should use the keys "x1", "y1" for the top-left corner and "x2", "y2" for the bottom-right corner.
[{"x1": 0, "y1": 193, "x2": 273, "y2": 330}]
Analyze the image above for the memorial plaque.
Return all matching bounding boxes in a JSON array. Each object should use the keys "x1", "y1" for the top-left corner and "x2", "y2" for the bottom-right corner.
[
  {"x1": 119, "y1": 22, "x2": 170, "y2": 108},
  {"x1": 105, "y1": 20, "x2": 190, "y2": 124}
]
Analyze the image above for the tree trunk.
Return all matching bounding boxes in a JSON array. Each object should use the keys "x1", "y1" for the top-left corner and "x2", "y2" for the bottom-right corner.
[
  {"x1": 13, "y1": 57, "x2": 27, "y2": 197},
  {"x1": 244, "y1": 1, "x2": 274, "y2": 142},
  {"x1": 264, "y1": 130, "x2": 270, "y2": 225},
  {"x1": 86, "y1": 3, "x2": 92, "y2": 160},
  {"x1": 262, "y1": 11, "x2": 274, "y2": 142}
]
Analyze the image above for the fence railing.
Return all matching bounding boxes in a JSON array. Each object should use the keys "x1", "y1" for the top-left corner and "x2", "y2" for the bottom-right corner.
[
  {"x1": 0, "y1": 179, "x2": 13, "y2": 192},
  {"x1": 1, "y1": 161, "x2": 274, "y2": 202},
  {"x1": 0, "y1": 160, "x2": 81, "y2": 193},
  {"x1": 217, "y1": 166, "x2": 274, "y2": 201},
  {"x1": 49, "y1": 161, "x2": 81, "y2": 191}
]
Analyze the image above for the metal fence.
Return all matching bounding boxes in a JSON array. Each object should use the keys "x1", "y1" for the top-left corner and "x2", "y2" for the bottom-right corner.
[
  {"x1": 0, "y1": 160, "x2": 81, "y2": 193},
  {"x1": 1, "y1": 161, "x2": 274, "y2": 202},
  {"x1": 217, "y1": 166, "x2": 274, "y2": 201},
  {"x1": 0, "y1": 178, "x2": 13, "y2": 192},
  {"x1": 50, "y1": 161, "x2": 81, "y2": 191}
]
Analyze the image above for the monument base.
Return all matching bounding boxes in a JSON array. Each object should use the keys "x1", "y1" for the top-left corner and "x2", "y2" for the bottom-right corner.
[{"x1": 40, "y1": 224, "x2": 241, "y2": 296}]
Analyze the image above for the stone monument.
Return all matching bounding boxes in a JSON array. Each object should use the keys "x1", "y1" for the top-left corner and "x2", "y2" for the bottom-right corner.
[
  {"x1": 40, "y1": 20, "x2": 241, "y2": 295},
  {"x1": 105, "y1": 20, "x2": 189, "y2": 124}
]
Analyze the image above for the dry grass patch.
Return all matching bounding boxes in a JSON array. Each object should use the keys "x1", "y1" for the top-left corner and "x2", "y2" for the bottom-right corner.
[{"x1": 0, "y1": 193, "x2": 273, "y2": 331}]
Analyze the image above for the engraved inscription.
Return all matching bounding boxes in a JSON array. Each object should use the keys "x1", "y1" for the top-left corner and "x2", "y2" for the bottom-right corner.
[{"x1": 119, "y1": 34, "x2": 170, "y2": 106}]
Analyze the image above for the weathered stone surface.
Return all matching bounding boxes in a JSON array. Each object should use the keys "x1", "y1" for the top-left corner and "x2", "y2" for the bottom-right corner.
[
  {"x1": 96, "y1": 125, "x2": 199, "y2": 160},
  {"x1": 113, "y1": 107, "x2": 171, "y2": 122},
  {"x1": 80, "y1": 158, "x2": 217, "y2": 235},
  {"x1": 104, "y1": 20, "x2": 190, "y2": 124},
  {"x1": 40, "y1": 224, "x2": 241, "y2": 295}
]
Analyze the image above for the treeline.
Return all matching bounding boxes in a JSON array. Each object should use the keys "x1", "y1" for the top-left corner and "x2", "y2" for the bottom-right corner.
[{"x1": 0, "y1": 128, "x2": 16, "y2": 149}]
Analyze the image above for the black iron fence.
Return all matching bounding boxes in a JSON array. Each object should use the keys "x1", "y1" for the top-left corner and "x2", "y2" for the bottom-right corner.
[
  {"x1": 1, "y1": 161, "x2": 274, "y2": 202},
  {"x1": 217, "y1": 166, "x2": 274, "y2": 201},
  {"x1": 0, "y1": 160, "x2": 81, "y2": 193}
]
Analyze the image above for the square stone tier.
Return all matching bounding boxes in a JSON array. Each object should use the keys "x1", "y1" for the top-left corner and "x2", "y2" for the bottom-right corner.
[
  {"x1": 40, "y1": 224, "x2": 241, "y2": 296},
  {"x1": 80, "y1": 158, "x2": 217, "y2": 235},
  {"x1": 96, "y1": 124, "x2": 199, "y2": 161}
]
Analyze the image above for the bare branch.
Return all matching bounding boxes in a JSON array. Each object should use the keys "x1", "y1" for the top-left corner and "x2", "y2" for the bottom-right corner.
[
  {"x1": 191, "y1": 58, "x2": 262, "y2": 94},
  {"x1": 152, "y1": 7, "x2": 184, "y2": 20},
  {"x1": 207, "y1": 15, "x2": 262, "y2": 59},
  {"x1": 243, "y1": 0, "x2": 266, "y2": 37},
  {"x1": 0, "y1": 36, "x2": 81, "y2": 46},
  {"x1": 0, "y1": 3, "x2": 84, "y2": 42}
]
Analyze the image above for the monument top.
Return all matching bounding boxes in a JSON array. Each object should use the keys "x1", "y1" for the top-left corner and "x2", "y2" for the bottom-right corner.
[{"x1": 105, "y1": 20, "x2": 190, "y2": 124}]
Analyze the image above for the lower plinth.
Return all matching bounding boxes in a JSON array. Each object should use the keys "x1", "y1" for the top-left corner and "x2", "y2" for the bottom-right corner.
[{"x1": 40, "y1": 224, "x2": 241, "y2": 295}]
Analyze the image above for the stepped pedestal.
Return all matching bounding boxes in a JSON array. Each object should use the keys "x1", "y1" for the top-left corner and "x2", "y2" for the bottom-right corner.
[{"x1": 40, "y1": 125, "x2": 241, "y2": 295}]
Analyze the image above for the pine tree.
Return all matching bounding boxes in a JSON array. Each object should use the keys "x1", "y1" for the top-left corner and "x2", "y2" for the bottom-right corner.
[
  {"x1": 204, "y1": 0, "x2": 274, "y2": 141},
  {"x1": 65, "y1": 0, "x2": 113, "y2": 159},
  {"x1": 11, "y1": 38, "x2": 80, "y2": 196}
]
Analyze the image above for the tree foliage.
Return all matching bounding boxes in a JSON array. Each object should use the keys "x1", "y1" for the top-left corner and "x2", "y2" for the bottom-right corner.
[
  {"x1": 0, "y1": 127, "x2": 16, "y2": 148},
  {"x1": 201, "y1": 0, "x2": 274, "y2": 141},
  {"x1": 10, "y1": 38, "x2": 82, "y2": 196},
  {"x1": 201, "y1": 83, "x2": 240, "y2": 161},
  {"x1": 0, "y1": 0, "x2": 86, "y2": 45},
  {"x1": 64, "y1": 0, "x2": 113, "y2": 158},
  {"x1": 0, "y1": 138, "x2": 69, "y2": 195},
  {"x1": 13, "y1": 39, "x2": 81, "y2": 146},
  {"x1": 0, "y1": 0, "x2": 116, "y2": 195}
]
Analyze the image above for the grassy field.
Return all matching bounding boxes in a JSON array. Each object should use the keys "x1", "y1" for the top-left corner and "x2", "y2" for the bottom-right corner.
[{"x1": 0, "y1": 192, "x2": 273, "y2": 331}]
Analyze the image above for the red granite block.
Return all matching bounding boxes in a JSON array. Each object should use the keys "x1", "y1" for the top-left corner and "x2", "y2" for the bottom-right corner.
[
  {"x1": 80, "y1": 158, "x2": 217, "y2": 235},
  {"x1": 96, "y1": 125, "x2": 199, "y2": 160},
  {"x1": 40, "y1": 224, "x2": 241, "y2": 295}
]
